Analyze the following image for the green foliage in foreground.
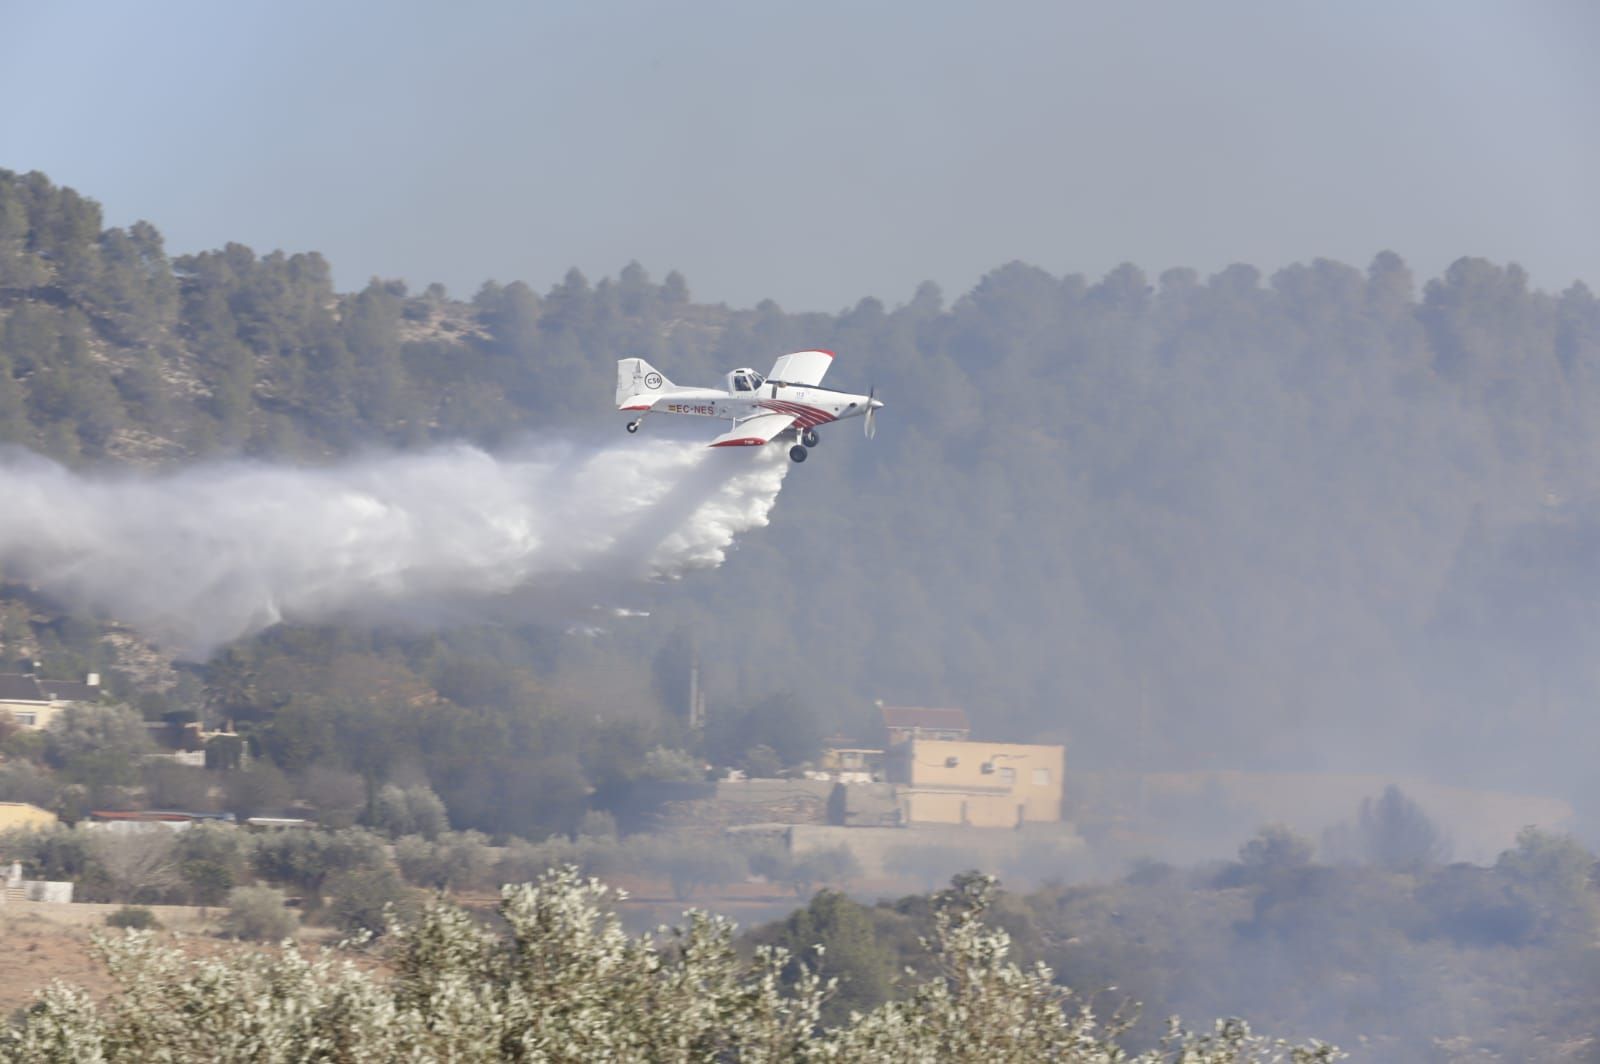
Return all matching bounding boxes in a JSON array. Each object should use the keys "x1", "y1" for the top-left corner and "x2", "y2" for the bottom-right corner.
[{"x1": 1, "y1": 868, "x2": 1338, "y2": 1063}]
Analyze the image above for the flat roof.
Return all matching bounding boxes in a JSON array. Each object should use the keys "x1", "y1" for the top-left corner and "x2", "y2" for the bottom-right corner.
[{"x1": 881, "y1": 706, "x2": 970, "y2": 731}]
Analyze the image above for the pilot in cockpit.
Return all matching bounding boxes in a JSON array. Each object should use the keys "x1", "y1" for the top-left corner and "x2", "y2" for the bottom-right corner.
[{"x1": 729, "y1": 369, "x2": 766, "y2": 392}]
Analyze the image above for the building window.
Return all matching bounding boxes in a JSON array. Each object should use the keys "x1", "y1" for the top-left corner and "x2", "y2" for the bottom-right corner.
[
  {"x1": 14, "y1": 712, "x2": 36, "y2": 726},
  {"x1": 999, "y1": 766, "x2": 1016, "y2": 784},
  {"x1": 1032, "y1": 767, "x2": 1050, "y2": 786}
]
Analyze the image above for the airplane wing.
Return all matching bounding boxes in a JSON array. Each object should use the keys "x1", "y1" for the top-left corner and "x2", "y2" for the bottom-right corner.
[
  {"x1": 766, "y1": 349, "x2": 834, "y2": 387},
  {"x1": 709, "y1": 412, "x2": 796, "y2": 447}
]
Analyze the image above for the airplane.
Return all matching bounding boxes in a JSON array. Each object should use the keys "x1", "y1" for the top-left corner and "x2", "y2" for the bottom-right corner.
[{"x1": 614, "y1": 349, "x2": 882, "y2": 463}]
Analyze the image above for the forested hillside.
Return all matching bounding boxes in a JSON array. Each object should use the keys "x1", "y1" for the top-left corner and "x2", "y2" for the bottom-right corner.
[
  {"x1": 747, "y1": 823, "x2": 1600, "y2": 1062},
  {"x1": 4, "y1": 167, "x2": 1600, "y2": 831}
]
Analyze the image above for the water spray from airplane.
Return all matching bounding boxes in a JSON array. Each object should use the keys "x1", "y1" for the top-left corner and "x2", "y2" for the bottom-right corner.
[{"x1": 0, "y1": 438, "x2": 789, "y2": 659}]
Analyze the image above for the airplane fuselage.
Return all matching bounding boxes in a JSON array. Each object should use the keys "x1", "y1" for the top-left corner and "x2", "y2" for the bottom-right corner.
[{"x1": 632, "y1": 384, "x2": 874, "y2": 433}]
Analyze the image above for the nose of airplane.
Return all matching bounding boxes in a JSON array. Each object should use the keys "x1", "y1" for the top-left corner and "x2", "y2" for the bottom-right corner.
[{"x1": 870, "y1": 397, "x2": 884, "y2": 410}]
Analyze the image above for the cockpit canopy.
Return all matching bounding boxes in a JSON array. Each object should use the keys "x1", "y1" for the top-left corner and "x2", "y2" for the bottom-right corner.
[{"x1": 727, "y1": 368, "x2": 766, "y2": 393}]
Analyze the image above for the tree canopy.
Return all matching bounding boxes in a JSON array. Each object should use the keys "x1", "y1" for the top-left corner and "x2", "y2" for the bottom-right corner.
[{"x1": 1, "y1": 867, "x2": 1338, "y2": 1063}]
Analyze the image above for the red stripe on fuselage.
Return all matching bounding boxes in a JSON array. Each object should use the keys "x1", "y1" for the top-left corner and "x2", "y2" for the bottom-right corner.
[
  {"x1": 760, "y1": 408, "x2": 820, "y2": 429},
  {"x1": 758, "y1": 399, "x2": 835, "y2": 427}
]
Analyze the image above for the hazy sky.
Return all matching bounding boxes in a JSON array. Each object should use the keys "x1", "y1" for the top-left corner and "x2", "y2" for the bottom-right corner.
[{"x1": 3, "y1": 1, "x2": 1596, "y2": 310}]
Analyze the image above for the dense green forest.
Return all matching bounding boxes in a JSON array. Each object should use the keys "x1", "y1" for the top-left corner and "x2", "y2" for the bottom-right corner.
[{"x1": 5, "y1": 165, "x2": 1600, "y2": 832}]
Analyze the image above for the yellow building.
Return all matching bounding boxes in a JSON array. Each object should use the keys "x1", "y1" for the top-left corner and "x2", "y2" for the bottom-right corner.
[
  {"x1": 0, "y1": 802, "x2": 58, "y2": 832},
  {"x1": 0, "y1": 672, "x2": 103, "y2": 731},
  {"x1": 887, "y1": 738, "x2": 1065, "y2": 828}
]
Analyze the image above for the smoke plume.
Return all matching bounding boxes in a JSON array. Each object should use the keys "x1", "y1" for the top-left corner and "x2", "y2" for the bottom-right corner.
[{"x1": 0, "y1": 438, "x2": 789, "y2": 657}]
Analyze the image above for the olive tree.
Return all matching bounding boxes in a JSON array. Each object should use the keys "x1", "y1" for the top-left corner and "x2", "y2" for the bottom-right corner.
[
  {"x1": 221, "y1": 885, "x2": 299, "y2": 942},
  {"x1": 1, "y1": 868, "x2": 1340, "y2": 1062}
]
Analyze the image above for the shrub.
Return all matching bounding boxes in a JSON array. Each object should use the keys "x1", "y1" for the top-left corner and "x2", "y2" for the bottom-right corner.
[
  {"x1": 394, "y1": 830, "x2": 494, "y2": 891},
  {"x1": 297, "y1": 766, "x2": 365, "y2": 828},
  {"x1": 0, "y1": 759, "x2": 63, "y2": 809},
  {"x1": 141, "y1": 762, "x2": 214, "y2": 811},
  {"x1": 369, "y1": 783, "x2": 449, "y2": 839},
  {"x1": 638, "y1": 834, "x2": 748, "y2": 900},
  {"x1": 744, "y1": 839, "x2": 861, "y2": 896},
  {"x1": 639, "y1": 746, "x2": 703, "y2": 782},
  {"x1": 785, "y1": 845, "x2": 862, "y2": 896},
  {"x1": 105, "y1": 906, "x2": 160, "y2": 931},
  {"x1": 222, "y1": 761, "x2": 292, "y2": 818},
  {"x1": 326, "y1": 866, "x2": 414, "y2": 936},
  {"x1": 741, "y1": 743, "x2": 783, "y2": 778},
  {"x1": 221, "y1": 885, "x2": 298, "y2": 942},
  {"x1": 180, "y1": 859, "x2": 235, "y2": 907},
  {"x1": 43, "y1": 704, "x2": 152, "y2": 800},
  {"x1": 91, "y1": 830, "x2": 180, "y2": 904},
  {"x1": 250, "y1": 827, "x2": 388, "y2": 898},
  {"x1": 173, "y1": 823, "x2": 247, "y2": 906},
  {"x1": 0, "y1": 824, "x2": 96, "y2": 882}
]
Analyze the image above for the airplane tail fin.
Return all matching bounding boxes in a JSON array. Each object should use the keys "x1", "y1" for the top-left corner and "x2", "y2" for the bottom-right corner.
[{"x1": 616, "y1": 358, "x2": 673, "y2": 409}]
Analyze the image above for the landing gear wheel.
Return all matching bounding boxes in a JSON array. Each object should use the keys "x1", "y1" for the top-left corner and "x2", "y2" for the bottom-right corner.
[
  {"x1": 788, "y1": 445, "x2": 808, "y2": 463},
  {"x1": 801, "y1": 428, "x2": 819, "y2": 448},
  {"x1": 626, "y1": 420, "x2": 640, "y2": 434}
]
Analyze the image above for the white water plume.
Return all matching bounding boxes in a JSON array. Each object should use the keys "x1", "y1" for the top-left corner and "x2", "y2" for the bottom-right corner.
[{"x1": 0, "y1": 438, "x2": 790, "y2": 657}]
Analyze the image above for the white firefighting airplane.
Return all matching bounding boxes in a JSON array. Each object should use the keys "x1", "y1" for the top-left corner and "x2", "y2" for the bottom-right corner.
[{"x1": 615, "y1": 350, "x2": 882, "y2": 463}]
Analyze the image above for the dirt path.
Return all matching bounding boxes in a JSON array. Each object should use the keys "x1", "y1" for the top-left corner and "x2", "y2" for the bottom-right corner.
[{"x1": 0, "y1": 902, "x2": 333, "y2": 1017}]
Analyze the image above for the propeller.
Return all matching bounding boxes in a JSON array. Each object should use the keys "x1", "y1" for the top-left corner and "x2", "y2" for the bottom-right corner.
[{"x1": 864, "y1": 386, "x2": 879, "y2": 440}]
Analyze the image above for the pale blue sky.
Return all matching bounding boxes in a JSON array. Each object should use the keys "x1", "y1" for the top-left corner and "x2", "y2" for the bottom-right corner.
[{"x1": 2, "y1": 1, "x2": 1596, "y2": 309}]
